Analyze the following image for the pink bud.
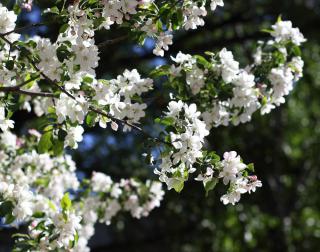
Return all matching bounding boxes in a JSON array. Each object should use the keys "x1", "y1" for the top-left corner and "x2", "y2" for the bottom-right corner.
[{"x1": 248, "y1": 175, "x2": 258, "y2": 182}]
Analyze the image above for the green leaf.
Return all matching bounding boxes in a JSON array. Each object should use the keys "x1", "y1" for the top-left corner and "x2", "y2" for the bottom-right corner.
[
  {"x1": 58, "y1": 129, "x2": 67, "y2": 141},
  {"x1": 195, "y1": 55, "x2": 212, "y2": 68},
  {"x1": 5, "y1": 213, "x2": 15, "y2": 224},
  {"x1": 48, "y1": 200, "x2": 57, "y2": 211},
  {"x1": 13, "y1": 4, "x2": 22, "y2": 15},
  {"x1": 34, "y1": 177, "x2": 50, "y2": 187},
  {"x1": 156, "y1": 117, "x2": 175, "y2": 126},
  {"x1": 70, "y1": 231, "x2": 79, "y2": 248},
  {"x1": 12, "y1": 233, "x2": 30, "y2": 239},
  {"x1": 50, "y1": 6, "x2": 60, "y2": 15},
  {"x1": 5, "y1": 60, "x2": 14, "y2": 70},
  {"x1": 247, "y1": 163, "x2": 255, "y2": 172},
  {"x1": 59, "y1": 23, "x2": 69, "y2": 34},
  {"x1": 86, "y1": 112, "x2": 97, "y2": 127},
  {"x1": 0, "y1": 201, "x2": 14, "y2": 217},
  {"x1": 82, "y1": 76, "x2": 93, "y2": 84},
  {"x1": 205, "y1": 51, "x2": 215, "y2": 57},
  {"x1": 56, "y1": 44, "x2": 71, "y2": 62},
  {"x1": 61, "y1": 193, "x2": 72, "y2": 211},
  {"x1": 261, "y1": 28, "x2": 273, "y2": 34},
  {"x1": 291, "y1": 45, "x2": 302, "y2": 57},
  {"x1": 49, "y1": 233, "x2": 60, "y2": 243},
  {"x1": 149, "y1": 65, "x2": 170, "y2": 78},
  {"x1": 204, "y1": 178, "x2": 218, "y2": 197},
  {"x1": 32, "y1": 212, "x2": 45, "y2": 218},
  {"x1": 168, "y1": 178, "x2": 185, "y2": 193},
  {"x1": 53, "y1": 139, "x2": 64, "y2": 156},
  {"x1": 38, "y1": 131, "x2": 53, "y2": 154}
]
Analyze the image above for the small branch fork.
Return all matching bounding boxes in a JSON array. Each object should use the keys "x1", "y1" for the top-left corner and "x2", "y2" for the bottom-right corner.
[{"x1": 0, "y1": 29, "x2": 167, "y2": 145}]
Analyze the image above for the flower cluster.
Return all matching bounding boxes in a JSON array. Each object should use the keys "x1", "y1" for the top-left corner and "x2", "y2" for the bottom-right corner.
[
  {"x1": 0, "y1": 1, "x2": 306, "y2": 250},
  {"x1": 101, "y1": 0, "x2": 154, "y2": 29},
  {"x1": 22, "y1": 197, "x2": 82, "y2": 251},
  {"x1": 154, "y1": 101, "x2": 209, "y2": 191},
  {"x1": 194, "y1": 151, "x2": 262, "y2": 204},
  {"x1": 0, "y1": 131, "x2": 164, "y2": 251},
  {"x1": 154, "y1": 19, "x2": 306, "y2": 129},
  {"x1": 56, "y1": 0, "x2": 225, "y2": 57},
  {"x1": 271, "y1": 20, "x2": 306, "y2": 46},
  {"x1": 93, "y1": 69, "x2": 153, "y2": 131},
  {"x1": 218, "y1": 152, "x2": 262, "y2": 205},
  {"x1": 0, "y1": 4, "x2": 154, "y2": 150},
  {"x1": 0, "y1": 131, "x2": 79, "y2": 221},
  {"x1": 152, "y1": 103, "x2": 261, "y2": 201},
  {"x1": 89, "y1": 172, "x2": 164, "y2": 222}
]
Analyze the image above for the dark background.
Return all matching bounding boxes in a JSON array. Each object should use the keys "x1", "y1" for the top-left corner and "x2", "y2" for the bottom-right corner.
[{"x1": 1, "y1": 0, "x2": 320, "y2": 251}]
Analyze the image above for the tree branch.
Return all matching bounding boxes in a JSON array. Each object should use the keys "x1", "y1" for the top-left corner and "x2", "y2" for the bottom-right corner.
[
  {"x1": 12, "y1": 89, "x2": 55, "y2": 97},
  {"x1": 97, "y1": 35, "x2": 128, "y2": 49},
  {"x1": 1, "y1": 23, "x2": 45, "y2": 36},
  {"x1": 0, "y1": 75, "x2": 40, "y2": 91},
  {"x1": 0, "y1": 32, "x2": 167, "y2": 145}
]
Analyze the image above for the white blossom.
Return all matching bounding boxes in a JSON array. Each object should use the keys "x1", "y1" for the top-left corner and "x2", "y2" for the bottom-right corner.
[
  {"x1": 210, "y1": 0, "x2": 224, "y2": 11},
  {"x1": 219, "y1": 151, "x2": 246, "y2": 185},
  {"x1": 65, "y1": 126, "x2": 84, "y2": 149},
  {"x1": 0, "y1": 4, "x2": 17, "y2": 34},
  {"x1": 271, "y1": 20, "x2": 306, "y2": 45}
]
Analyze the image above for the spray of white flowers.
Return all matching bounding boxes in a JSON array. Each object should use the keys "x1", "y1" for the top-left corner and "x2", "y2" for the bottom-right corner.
[{"x1": 0, "y1": 1, "x2": 306, "y2": 251}]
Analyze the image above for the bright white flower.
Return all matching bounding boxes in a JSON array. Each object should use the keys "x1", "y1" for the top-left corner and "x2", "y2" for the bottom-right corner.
[
  {"x1": 210, "y1": 0, "x2": 224, "y2": 11},
  {"x1": 55, "y1": 94, "x2": 88, "y2": 124},
  {"x1": 171, "y1": 52, "x2": 196, "y2": 67},
  {"x1": 184, "y1": 3, "x2": 207, "y2": 30},
  {"x1": 0, "y1": 130, "x2": 16, "y2": 148},
  {"x1": 53, "y1": 212, "x2": 82, "y2": 248},
  {"x1": 65, "y1": 126, "x2": 84, "y2": 149},
  {"x1": 166, "y1": 100, "x2": 184, "y2": 118},
  {"x1": 231, "y1": 71, "x2": 258, "y2": 109},
  {"x1": 12, "y1": 185, "x2": 34, "y2": 220},
  {"x1": 186, "y1": 66, "x2": 205, "y2": 95},
  {"x1": 103, "y1": 199, "x2": 121, "y2": 225},
  {"x1": 93, "y1": 69, "x2": 152, "y2": 130},
  {"x1": 72, "y1": 39, "x2": 100, "y2": 74},
  {"x1": 268, "y1": 66, "x2": 294, "y2": 105},
  {"x1": 0, "y1": 5, "x2": 17, "y2": 34},
  {"x1": 0, "y1": 106, "x2": 14, "y2": 132},
  {"x1": 195, "y1": 167, "x2": 214, "y2": 185},
  {"x1": 219, "y1": 151, "x2": 246, "y2": 185},
  {"x1": 246, "y1": 176, "x2": 263, "y2": 194},
  {"x1": 91, "y1": 172, "x2": 113, "y2": 192},
  {"x1": 37, "y1": 38, "x2": 62, "y2": 81},
  {"x1": 156, "y1": 101, "x2": 209, "y2": 190},
  {"x1": 0, "y1": 68, "x2": 16, "y2": 87},
  {"x1": 220, "y1": 190, "x2": 241, "y2": 205},
  {"x1": 219, "y1": 48, "x2": 240, "y2": 83},
  {"x1": 153, "y1": 33, "x2": 173, "y2": 57},
  {"x1": 271, "y1": 20, "x2": 306, "y2": 45},
  {"x1": 290, "y1": 56, "x2": 304, "y2": 80}
]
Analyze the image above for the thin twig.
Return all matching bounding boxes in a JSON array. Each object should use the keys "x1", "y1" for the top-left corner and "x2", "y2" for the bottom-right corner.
[
  {"x1": 1, "y1": 23, "x2": 45, "y2": 36},
  {"x1": 0, "y1": 75, "x2": 40, "y2": 91},
  {"x1": 0, "y1": 86, "x2": 55, "y2": 97},
  {"x1": 97, "y1": 35, "x2": 128, "y2": 48},
  {"x1": 13, "y1": 89, "x2": 55, "y2": 97}
]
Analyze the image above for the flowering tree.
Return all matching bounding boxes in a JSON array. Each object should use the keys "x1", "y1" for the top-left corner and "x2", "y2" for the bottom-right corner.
[{"x1": 0, "y1": 0, "x2": 306, "y2": 251}]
